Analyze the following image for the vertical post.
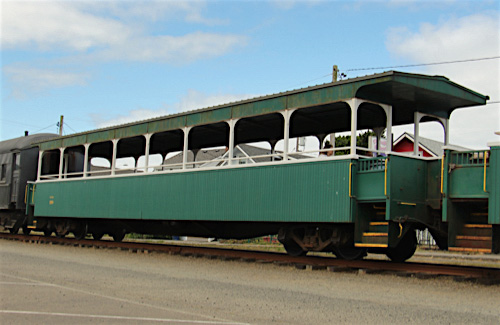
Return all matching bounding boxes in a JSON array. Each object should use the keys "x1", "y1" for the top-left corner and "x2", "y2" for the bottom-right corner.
[
  {"x1": 332, "y1": 65, "x2": 338, "y2": 82},
  {"x1": 144, "y1": 134, "x2": 151, "y2": 173},
  {"x1": 228, "y1": 119, "x2": 237, "y2": 165},
  {"x1": 111, "y1": 139, "x2": 118, "y2": 175},
  {"x1": 444, "y1": 118, "x2": 450, "y2": 146},
  {"x1": 58, "y1": 148, "x2": 64, "y2": 179},
  {"x1": 348, "y1": 98, "x2": 359, "y2": 155},
  {"x1": 37, "y1": 150, "x2": 43, "y2": 181},
  {"x1": 413, "y1": 112, "x2": 421, "y2": 156},
  {"x1": 383, "y1": 104, "x2": 392, "y2": 154},
  {"x1": 59, "y1": 115, "x2": 64, "y2": 136},
  {"x1": 282, "y1": 110, "x2": 291, "y2": 161},
  {"x1": 182, "y1": 127, "x2": 191, "y2": 169},
  {"x1": 83, "y1": 144, "x2": 89, "y2": 178}
]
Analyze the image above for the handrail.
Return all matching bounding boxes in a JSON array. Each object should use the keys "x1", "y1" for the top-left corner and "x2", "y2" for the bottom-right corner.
[
  {"x1": 24, "y1": 185, "x2": 28, "y2": 204},
  {"x1": 384, "y1": 158, "x2": 388, "y2": 196},
  {"x1": 349, "y1": 162, "x2": 353, "y2": 198},
  {"x1": 483, "y1": 150, "x2": 488, "y2": 192},
  {"x1": 440, "y1": 155, "x2": 445, "y2": 195}
]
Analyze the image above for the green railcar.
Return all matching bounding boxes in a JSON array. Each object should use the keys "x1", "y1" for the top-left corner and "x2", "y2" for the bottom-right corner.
[{"x1": 24, "y1": 70, "x2": 498, "y2": 261}]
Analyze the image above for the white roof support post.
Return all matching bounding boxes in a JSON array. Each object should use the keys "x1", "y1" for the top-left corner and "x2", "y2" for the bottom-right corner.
[
  {"x1": 37, "y1": 150, "x2": 43, "y2": 181},
  {"x1": 414, "y1": 112, "x2": 422, "y2": 156},
  {"x1": 281, "y1": 109, "x2": 295, "y2": 161},
  {"x1": 182, "y1": 127, "x2": 191, "y2": 170},
  {"x1": 83, "y1": 144, "x2": 90, "y2": 178},
  {"x1": 227, "y1": 119, "x2": 238, "y2": 166},
  {"x1": 382, "y1": 104, "x2": 393, "y2": 154},
  {"x1": 144, "y1": 133, "x2": 152, "y2": 173},
  {"x1": 443, "y1": 118, "x2": 450, "y2": 146},
  {"x1": 348, "y1": 98, "x2": 360, "y2": 155},
  {"x1": 111, "y1": 139, "x2": 118, "y2": 175},
  {"x1": 58, "y1": 148, "x2": 65, "y2": 179}
]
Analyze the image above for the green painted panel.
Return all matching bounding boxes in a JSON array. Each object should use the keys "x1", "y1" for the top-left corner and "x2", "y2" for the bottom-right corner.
[
  {"x1": 187, "y1": 107, "x2": 231, "y2": 126},
  {"x1": 488, "y1": 146, "x2": 500, "y2": 224},
  {"x1": 386, "y1": 155, "x2": 430, "y2": 223},
  {"x1": 148, "y1": 116, "x2": 186, "y2": 133},
  {"x1": 288, "y1": 86, "x2": 354, "y2": 109},
  {"x1": 34, "y1": 159, "x2": 353, "y2": 223},
  {"x1": 87, "y1": 130, "x2": 116, "y2": 143},
  {"x1": 40, "y1": 140, "x2": 62, "y2": 151},
  {"x1": 62, "y1": 135, "x2": 87, "y2": 148},
  {"x1": 115, "y1": 124, "x2": 148, "y2": 138},
  {"x1": 232, "y1": 97, "x2": 286, "y2": 118},
  {"x1": 449, "y1": 166, "x2": 489, "y2": 199},
  {"x1": 355, "y1": 171, "x2": 385, "y2": 201}
]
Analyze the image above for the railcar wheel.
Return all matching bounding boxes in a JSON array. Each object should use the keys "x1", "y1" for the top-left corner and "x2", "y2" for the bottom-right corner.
[
  {"x1": 72, "y1": 223, "x2": 88, "y2": 240},
  {"x1": 9, "y1": 227, "x2": 19, "y2": 234},
  {"x1": 43, "y1": 230, "x2": 52, "y2": 237},
  {"x1": 54, "y1": 220, "x2": 70, "y2": 238},
  {"x1": 386, "y1": 229, "x2": 417, "y2": 262},
  {"x1": 283, "y1": 242, "x2": 307, "y2": 257},
  {"x1": 333, "y1": 245, "x2": 366, "y2": 260},
  {"x1": 22, "y1": 226, "x2": 32, "y2": 235},
  {"x1": 112, "y1": 230, "x2": 126, "y2": 242},
  {"x1": 92, "y1": 232, "x2": 104, "y2": 240}
]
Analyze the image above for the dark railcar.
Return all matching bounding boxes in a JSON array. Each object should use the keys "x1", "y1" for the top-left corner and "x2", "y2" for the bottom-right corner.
[{"x1": 0, "y1": 133, "x2": 57, "y2": 233}]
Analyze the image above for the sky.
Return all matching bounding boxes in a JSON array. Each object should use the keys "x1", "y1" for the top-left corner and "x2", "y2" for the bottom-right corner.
[{"x1": 1, "y1": 0, "x2": 499, "y2": 149}]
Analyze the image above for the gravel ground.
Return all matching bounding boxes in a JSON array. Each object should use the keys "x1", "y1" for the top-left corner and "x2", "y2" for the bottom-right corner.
[{"x1": 1, "y1": 240, "x2": 499, "y2": 324}]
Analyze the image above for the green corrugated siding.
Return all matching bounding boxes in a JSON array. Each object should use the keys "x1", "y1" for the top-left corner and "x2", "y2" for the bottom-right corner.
[
  {"x1": 62, "y1": 135, "x2": 87, "y2": 148},
  {"x1": 232, "y1": 97, "x2": 286, "y2": 118},
  {"x1": 34, "y1": 160, "x2": 353, "y2": 223},
  {"x1": 115, "y1": 124, "x2": 148, "y2": 138},
  {"x1": 187, "y1": 107, "x2": 231, "y2": 126},
  {"x1": 40, "y1": 140, "x2": 62, "y2": 151},
  {"x1": 288, "y1": 87, "x2": 354, "y2": 110},
  {"x1": 87, "y1": 130, "x2": 115, "y2": 143},
  {"x1": 147, "y1": 116, "x2": 186, "y2": 133}
]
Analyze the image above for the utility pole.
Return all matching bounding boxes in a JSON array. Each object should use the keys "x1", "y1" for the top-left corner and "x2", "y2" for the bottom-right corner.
[
  {"x1": 59, "y1": 115, "x2": 64, "y2": 136},
  {"x1": 332, "y1": 65, "x2": 339, "y2": 82}
]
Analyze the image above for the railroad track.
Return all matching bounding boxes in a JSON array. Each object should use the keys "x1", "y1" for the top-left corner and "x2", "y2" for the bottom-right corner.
[{"x1": 2, "y1": 233, "x2": 500, "y2": 285}]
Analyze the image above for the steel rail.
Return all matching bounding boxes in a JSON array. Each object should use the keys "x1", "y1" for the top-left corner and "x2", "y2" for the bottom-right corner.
[{"x1": 1, "y1": 233, "x2": 499, "y2": 283}]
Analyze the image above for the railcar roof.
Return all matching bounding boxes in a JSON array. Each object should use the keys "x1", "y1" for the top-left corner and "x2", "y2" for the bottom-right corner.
[
  {"x1": 0, "y1": 133, "x2": 58, "y2": 154},
  {"x1": 34, "y1": 71, "x2": 488, "y2": 151}
]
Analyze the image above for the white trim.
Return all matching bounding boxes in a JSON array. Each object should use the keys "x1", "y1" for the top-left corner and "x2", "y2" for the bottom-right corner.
[{"x1": 35, "y1": 151, "x2": 439, "y2": 184}]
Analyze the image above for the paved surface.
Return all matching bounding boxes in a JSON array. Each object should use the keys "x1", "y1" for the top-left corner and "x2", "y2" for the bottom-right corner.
[{"x1": 1, "y1": 240, "x2": 500, "y2": 324}]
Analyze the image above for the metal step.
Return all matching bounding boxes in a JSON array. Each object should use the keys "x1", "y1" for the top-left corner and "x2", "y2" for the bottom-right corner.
[
  {"x1": 449, "y1": 247, "x2": 492, "y2": 253},
  {"x1": 452, "y1": 224, "x2": 493, "y2": 253}
]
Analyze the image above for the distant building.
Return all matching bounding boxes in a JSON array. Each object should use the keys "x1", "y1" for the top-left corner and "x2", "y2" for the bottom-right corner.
[{"x1": 393, "y1": 132, "x2": 469, "y2": 157}]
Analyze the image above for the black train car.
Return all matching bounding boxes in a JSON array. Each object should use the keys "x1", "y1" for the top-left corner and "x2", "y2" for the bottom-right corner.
[{"x1": 0, "y1": 133, "x2": 57, "y2": 233}]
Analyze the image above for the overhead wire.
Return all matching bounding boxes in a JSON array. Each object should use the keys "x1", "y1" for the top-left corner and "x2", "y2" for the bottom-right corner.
[{"x1": 343, "y1": 56, "x2": 500, "y2": 72}]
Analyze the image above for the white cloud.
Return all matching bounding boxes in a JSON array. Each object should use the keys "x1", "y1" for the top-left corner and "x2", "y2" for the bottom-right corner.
[
  {"x1": 96, "y1": 32, "x2": 247, "y2": 64},
  {"x1": 1, "y1": 1, "x2": 245, "y2": 60},
  {"x1": 92, "y1": 90, "x2": 258, "y2": 128},
  {"x1": 4, "y1": 65, "x2": 90, "y2": 99},
  {"x1": 1, "y1": 2, "x2": 130, "y2": 51},
  {"x1": 386, "y1": 13, "x2": 500, "y2": 148}
]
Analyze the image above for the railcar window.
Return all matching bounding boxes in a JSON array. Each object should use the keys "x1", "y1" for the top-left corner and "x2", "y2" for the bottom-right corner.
[
  {"x1": 62, "y1": 145, "x2": 85, "y2": 178},
  {"x1": 234, "y1": 113, "x2": 284, "y2": 163},
  {"x1": 149, "y1": 129, "x2": 184, "y2": 171},
  {"x1": 88, "y1": 141, "x2": 113, "y2": 176},
  {"x1": 188, "y1": 122, "x2": 229, "y2": 168},
  {"x1": 40, "y1": 149, "x2": 60, "y2": 179},
  {"x1": 0, "y1": 164, "x2": 6, "y2": 181},
  {"x1": 115, "y1": 136, "x2": 146, "y2": 174}
]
